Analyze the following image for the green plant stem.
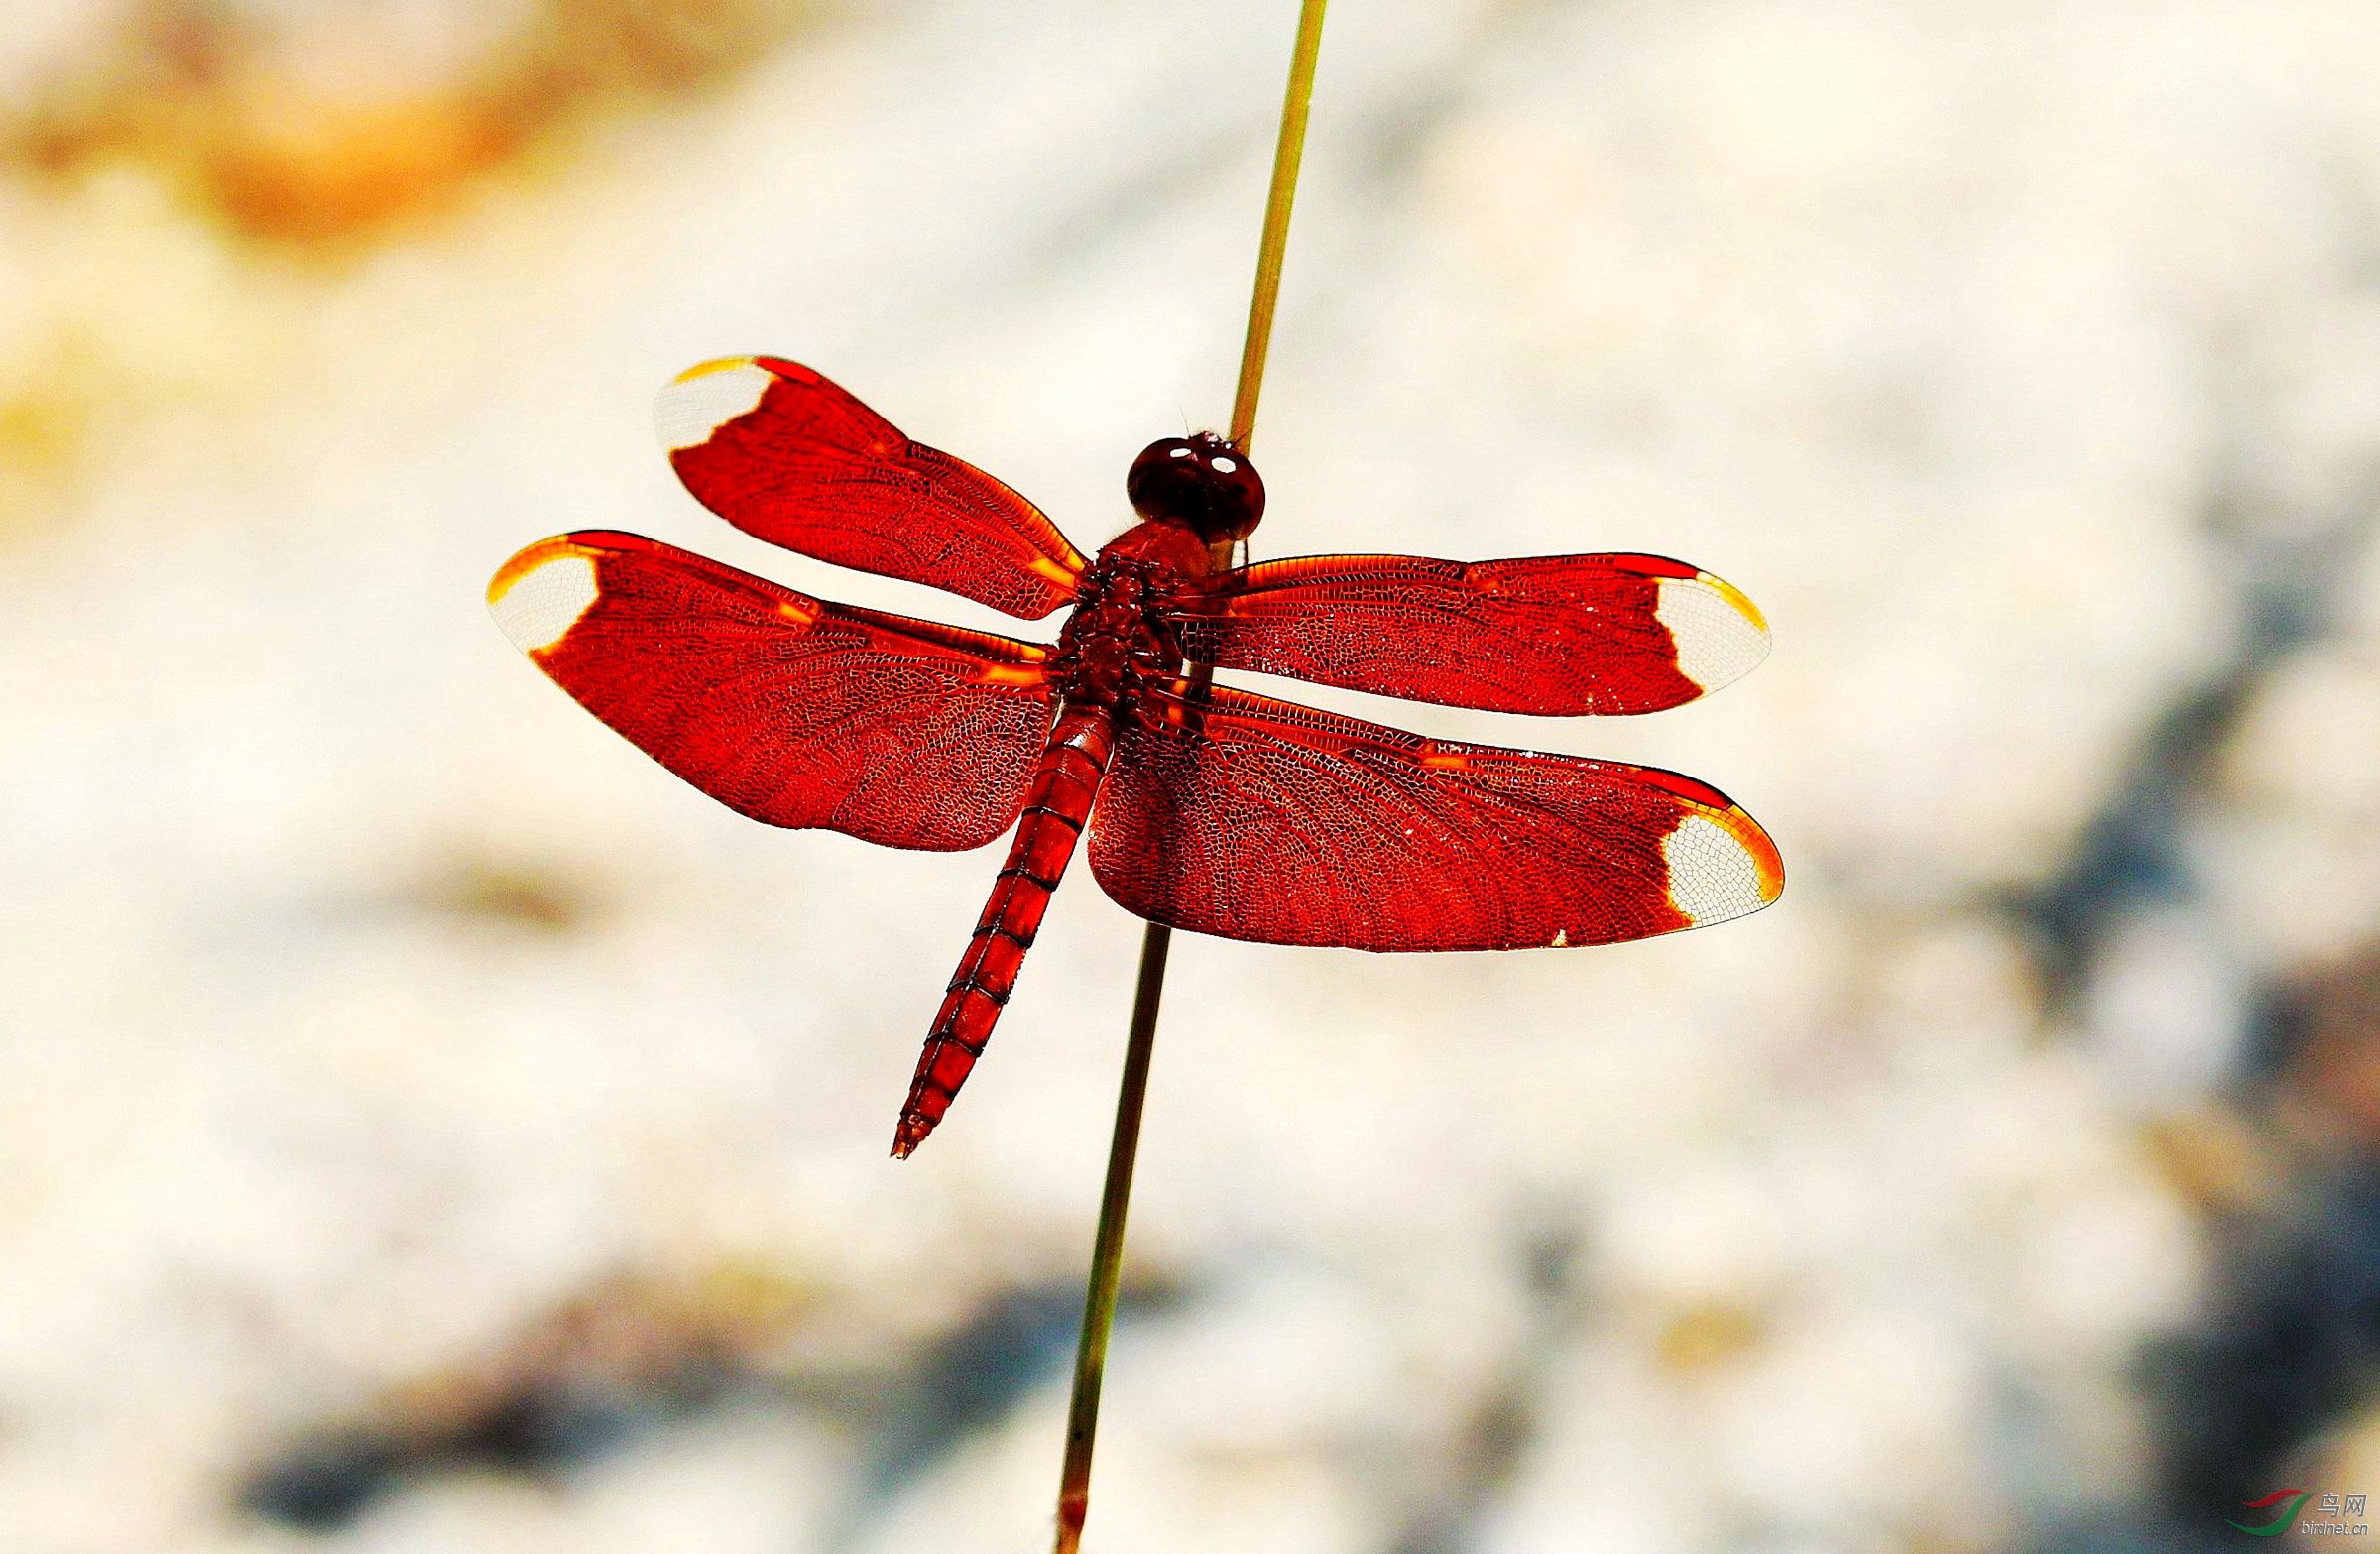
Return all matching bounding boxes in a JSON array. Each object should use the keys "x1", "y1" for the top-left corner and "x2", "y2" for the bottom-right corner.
[
  {"x1": 1229, "y1": 0, "x2": 1330, "y2": 452},
  {"x1": 1050, "y1": 5, "x2": 1327, "y2": 1550}
]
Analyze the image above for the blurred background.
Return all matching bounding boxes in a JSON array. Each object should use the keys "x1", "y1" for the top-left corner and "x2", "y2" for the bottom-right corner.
[{"x1": 2, "y1": 1, "x2": 2378, "y2": 1550}]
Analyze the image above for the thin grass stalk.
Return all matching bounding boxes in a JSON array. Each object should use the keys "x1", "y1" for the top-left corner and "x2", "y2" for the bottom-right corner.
[{"x1": 1049, "y1": 5, "x2": 1328, "y2": 1550}]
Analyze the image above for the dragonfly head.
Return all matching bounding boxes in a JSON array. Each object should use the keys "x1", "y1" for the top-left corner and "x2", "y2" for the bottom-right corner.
[{"x1": 1127, "y1": 432, "x2": 1265, "y2": 545}]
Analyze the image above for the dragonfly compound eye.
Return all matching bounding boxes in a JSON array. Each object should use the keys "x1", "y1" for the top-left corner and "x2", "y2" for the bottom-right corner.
[{"x1": 1126, "y1": 433, "x2": 1265, "y2": 544}]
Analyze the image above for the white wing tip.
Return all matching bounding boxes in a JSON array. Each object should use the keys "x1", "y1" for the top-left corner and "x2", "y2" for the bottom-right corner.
[
  {"x1": 1656, "y1": 572, "x2": 1772, "y2": 695},
  {"x1": 1662, "y1": 810, "x2": 1785, "y2": 926},
  {"x1": 654, "y1": 357, "x2": 774, "y2": 453},
  {"x1": 488, "y1": 539, "x2": 600, "y2": 654}
]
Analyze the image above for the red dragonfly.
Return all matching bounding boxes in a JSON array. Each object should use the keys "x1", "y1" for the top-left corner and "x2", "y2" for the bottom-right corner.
[{"x1": 489, "y1": 358, "x2": 1783, "y2": 1157}]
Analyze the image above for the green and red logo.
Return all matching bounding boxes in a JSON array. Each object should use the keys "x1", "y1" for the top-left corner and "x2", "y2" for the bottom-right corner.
[{"x1": 2231, "y1": 1489, "x2": 2316, "y2": 1536}]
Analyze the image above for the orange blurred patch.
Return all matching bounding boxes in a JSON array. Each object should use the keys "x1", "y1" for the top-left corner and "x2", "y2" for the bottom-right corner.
[
  {"x1": 1654, "y1": 1301, "x2": 1768, "y2": 1374},
  {"x1": 0, "y1": 332, "x2": 125, "y2": 538},
  {"x1": 6, "y1": 0, "x2": 821, "y2": 248},
  {"x1": 202, "y1": 93, "x2": 523, "y2": 245}
]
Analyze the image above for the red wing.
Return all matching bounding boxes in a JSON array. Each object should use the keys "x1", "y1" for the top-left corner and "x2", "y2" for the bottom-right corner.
[
  {"x1": 1088, "y1": 681, "x2": 1781, "y2": 950},
  {"x1": 654, "y1": 357, "x2": 1089, "y2": 619},
  {"x1": 1167, "y1": 552, "x2": 1769, "y2": 714},
  {"x1": 488, "y1": 531, "x2": 1054, "y2": 850}
]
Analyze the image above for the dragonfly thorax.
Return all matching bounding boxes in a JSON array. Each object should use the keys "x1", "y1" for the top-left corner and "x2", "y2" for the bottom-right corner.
[{"x1": 1050, "y1": 553, "x2": 1185, "y2": 711}]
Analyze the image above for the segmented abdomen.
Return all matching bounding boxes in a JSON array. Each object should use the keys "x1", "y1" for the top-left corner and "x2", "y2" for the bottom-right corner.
[{"x1": 892, "y1": 708, "x2": 1117, "y2": 1157}]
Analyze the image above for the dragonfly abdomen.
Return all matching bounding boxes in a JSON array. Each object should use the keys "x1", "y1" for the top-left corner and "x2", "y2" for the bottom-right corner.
[{"x1": 892, "y1": 708, "x2": 1117, "y2": 1158}]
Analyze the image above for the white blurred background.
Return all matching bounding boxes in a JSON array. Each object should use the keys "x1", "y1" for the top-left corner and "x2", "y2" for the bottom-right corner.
[{"x1": 3, "y1": 1, "x2": 2379, "y2": 1550}]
